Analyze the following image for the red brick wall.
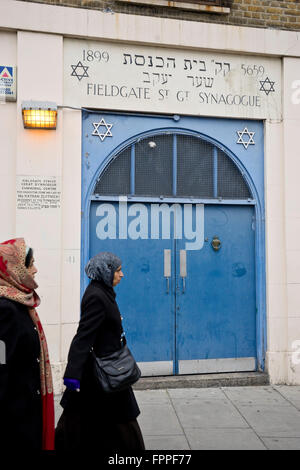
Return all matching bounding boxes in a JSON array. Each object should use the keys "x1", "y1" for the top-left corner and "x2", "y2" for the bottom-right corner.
[{"x1": 18, "y1": 0, "x2": 300, "y2": 31}]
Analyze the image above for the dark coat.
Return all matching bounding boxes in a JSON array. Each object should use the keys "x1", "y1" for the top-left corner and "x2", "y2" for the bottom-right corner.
[
  {"x1": 60, "y1": 280, "x2": 140, "y2": 426},
  {"x1": 0, "y1": 298, "x2": 42, "y2": 450}
]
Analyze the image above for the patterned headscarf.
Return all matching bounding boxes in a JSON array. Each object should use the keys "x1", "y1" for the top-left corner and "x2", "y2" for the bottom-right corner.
[
  {"x1": 0, "y1": 238, "x2": 55, "y2": 451},
  {"x1": 85, "y1": 251, "x2": 122, "y2": 287},
  {"x1": 0, "y1": 238, "x2": 39, "y2": 306}
]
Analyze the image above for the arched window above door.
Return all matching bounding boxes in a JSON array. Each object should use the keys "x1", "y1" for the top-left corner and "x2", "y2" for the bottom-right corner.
[{"x1": 93, "y1": 133, "x2": 252, "y2": 199}]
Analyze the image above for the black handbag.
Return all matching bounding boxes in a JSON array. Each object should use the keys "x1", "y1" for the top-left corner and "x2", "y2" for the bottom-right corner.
[{"x1": 91, "y1": 344, "x2": 141, "y2": 393}]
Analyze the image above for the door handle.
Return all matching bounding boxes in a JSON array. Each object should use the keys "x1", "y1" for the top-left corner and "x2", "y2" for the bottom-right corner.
[
  {"x1": 180, "y1": 249, "x2": 187, "y2": 294},
  {"x1": 164, "y1": 249, "x2": 171, "y2": 294},
  {"x1": 211, "y1": 236, "x2": 221, "y2": 251}
]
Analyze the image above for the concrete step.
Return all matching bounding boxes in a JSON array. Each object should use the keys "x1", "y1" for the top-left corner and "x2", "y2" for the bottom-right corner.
[{"x1": 133, "y1": 372, "x2": 269, "y2": 390}]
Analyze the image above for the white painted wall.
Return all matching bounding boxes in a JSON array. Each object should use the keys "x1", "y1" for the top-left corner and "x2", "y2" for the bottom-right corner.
[
  {"x1": 60, "y1": 109, "x2": 82, "y2": 372},
  {"x1": 15, "y1": 31, "x2": 64, "y2": 388},
  {"x1": 283, "y1": 58, "x2": 300, "y2": 384},
  {"x1": 264, "y1": 119, "x2": 288, "y2": 383},
  {"x1": 0, "y1": 0, "x2": 300, "y2": 391},
  {"x1": 0, "y1": 32, "x2": 16, "y2": 241}
]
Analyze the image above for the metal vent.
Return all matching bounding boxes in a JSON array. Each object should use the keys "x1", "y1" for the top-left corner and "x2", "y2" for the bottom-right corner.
[
  {"x1": 93, "y1": 147, "x2": 131, "y2": 195},
  {"x1": 177, "y1": 135, "x2": 214, "y2": 198},
  {"x1": 217, "y1": 150, "x2": 251, "y2": 199},
  {"x1": 135, "y1": 134, "x2": 173, "y2": 196}
]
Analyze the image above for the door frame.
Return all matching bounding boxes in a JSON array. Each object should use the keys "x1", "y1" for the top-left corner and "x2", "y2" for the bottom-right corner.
[{"x1": 81, "y1": 112, "x2": 266, "y2": 372}]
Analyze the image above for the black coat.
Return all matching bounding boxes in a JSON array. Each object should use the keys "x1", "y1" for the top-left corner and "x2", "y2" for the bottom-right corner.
[
  {"x1": 60, "y1": 280, "x2": 140, "y2": 424},
  {"x1": 0, "y1": 298, "x2": 42, "y2": 450}
]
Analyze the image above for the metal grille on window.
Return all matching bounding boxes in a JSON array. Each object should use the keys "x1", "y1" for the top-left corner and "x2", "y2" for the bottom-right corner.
[
  {"x1": 135, "y1": 134, "x2": 173, "y2": 196},
  {"x1": 93, "y1": 147, "x2": 131, "y2": 195},
  {"x1": 93, "y1": 132, "x2": 251, "y2": 200},
  {"x1": 177, "y1": 135, "x2": 214, "y2": 198},
  {"x1": 217, "y1": 149, "x2": 251, "y2": 199}
]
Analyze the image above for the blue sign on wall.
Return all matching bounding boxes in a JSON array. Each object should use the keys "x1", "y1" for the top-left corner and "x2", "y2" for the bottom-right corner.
[{"x1": 0, "y1": 65, "x2": 16, "y2": 101}]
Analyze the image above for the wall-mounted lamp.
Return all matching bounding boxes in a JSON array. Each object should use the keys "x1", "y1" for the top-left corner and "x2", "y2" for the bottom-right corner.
[{"x1": 22, "y1": 101, "x2": 57, "y2": 129}]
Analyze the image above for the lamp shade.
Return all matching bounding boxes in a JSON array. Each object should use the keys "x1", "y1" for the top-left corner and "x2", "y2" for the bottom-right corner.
[{"x1": 22, "y1": 101, "x2": 57, "y2": 129}]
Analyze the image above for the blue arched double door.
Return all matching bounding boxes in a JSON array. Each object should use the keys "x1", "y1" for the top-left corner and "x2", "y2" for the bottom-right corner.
[{"x1": 82, "y1": 113, "x2": 265, "y2": 376}]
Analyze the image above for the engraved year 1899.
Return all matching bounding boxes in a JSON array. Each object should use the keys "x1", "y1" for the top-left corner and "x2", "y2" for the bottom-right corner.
[{"x1": 82, "y1": 49, "x2": 110, "y2": 62}]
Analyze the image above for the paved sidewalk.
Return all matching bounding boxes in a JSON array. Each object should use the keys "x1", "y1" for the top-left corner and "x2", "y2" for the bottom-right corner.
[{"x1": 54, "y1": 385, "x2": 300, "y2": 450}]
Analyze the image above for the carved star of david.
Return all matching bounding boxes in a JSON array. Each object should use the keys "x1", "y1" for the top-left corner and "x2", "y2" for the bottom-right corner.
[
  {"x1": 70, "y1": 61, "x2": 89, "y2": 81},
  {"x1": 259, "y1": 77, "x2": 275, "y2": 96},
  {"x1": 92, "y1": 118, "x2": 113, "y2": 142},
  {"x1": 236, "y1": 127, "x2": 255, "y2": 149}
]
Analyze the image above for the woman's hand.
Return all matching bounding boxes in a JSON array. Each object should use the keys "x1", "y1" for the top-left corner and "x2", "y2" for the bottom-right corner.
[{"x1": 64, "y1": 378, "x2": 80, "y2": 392}]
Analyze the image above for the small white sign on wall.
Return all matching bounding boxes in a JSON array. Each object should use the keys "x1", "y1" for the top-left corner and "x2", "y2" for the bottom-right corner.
[
  {"x1": 64, "y1": 39, "x2": 282, "y2": 120},
  {"x1": 16, "y1": 176, "x2": 61, "y2": 211},
  {"x1": 0, "y1": 66, "x2": 16, "y2": 102}
]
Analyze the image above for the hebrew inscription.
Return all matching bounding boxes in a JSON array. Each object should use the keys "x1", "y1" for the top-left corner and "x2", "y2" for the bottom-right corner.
[{"x1": 64, "y1": 40, "x2": 282, "y2": 119}]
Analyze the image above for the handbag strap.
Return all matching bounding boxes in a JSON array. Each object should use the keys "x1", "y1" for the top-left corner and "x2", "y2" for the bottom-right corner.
[{"x1": 90, "y1": 332, "x2": 126, "y2": 358}]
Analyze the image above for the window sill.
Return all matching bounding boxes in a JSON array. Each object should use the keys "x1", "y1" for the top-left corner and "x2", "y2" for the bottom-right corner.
[{"x1": 116, "y1": 0, "x2": 230, "y2": 14}]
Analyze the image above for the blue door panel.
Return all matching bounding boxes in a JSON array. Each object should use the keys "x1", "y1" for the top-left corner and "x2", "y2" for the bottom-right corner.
[
  {"x1": 89, "y1": 201, "x2": 175, "y2": 363},
  {"x1": 176, "y1": 205, "x2": 256, "y2": 361}
]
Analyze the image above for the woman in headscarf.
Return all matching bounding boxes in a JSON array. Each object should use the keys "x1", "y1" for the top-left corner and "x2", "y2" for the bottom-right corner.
[
  {"x1": 56, "y1": 252, "x2": 145, "y2": 453},
  {"x1": 0, "y1": 238, "x2": 55, "y2": 451}
]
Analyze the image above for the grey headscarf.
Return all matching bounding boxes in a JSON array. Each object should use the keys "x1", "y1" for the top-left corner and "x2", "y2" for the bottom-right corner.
[{"x1": 85, "y1": 252, "x2": 122, "y2": 287}]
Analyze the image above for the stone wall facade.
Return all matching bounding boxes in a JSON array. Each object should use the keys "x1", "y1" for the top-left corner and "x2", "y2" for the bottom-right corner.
[{"x1": 2, "y1": 0, "x2": 300, "y2": 390}]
